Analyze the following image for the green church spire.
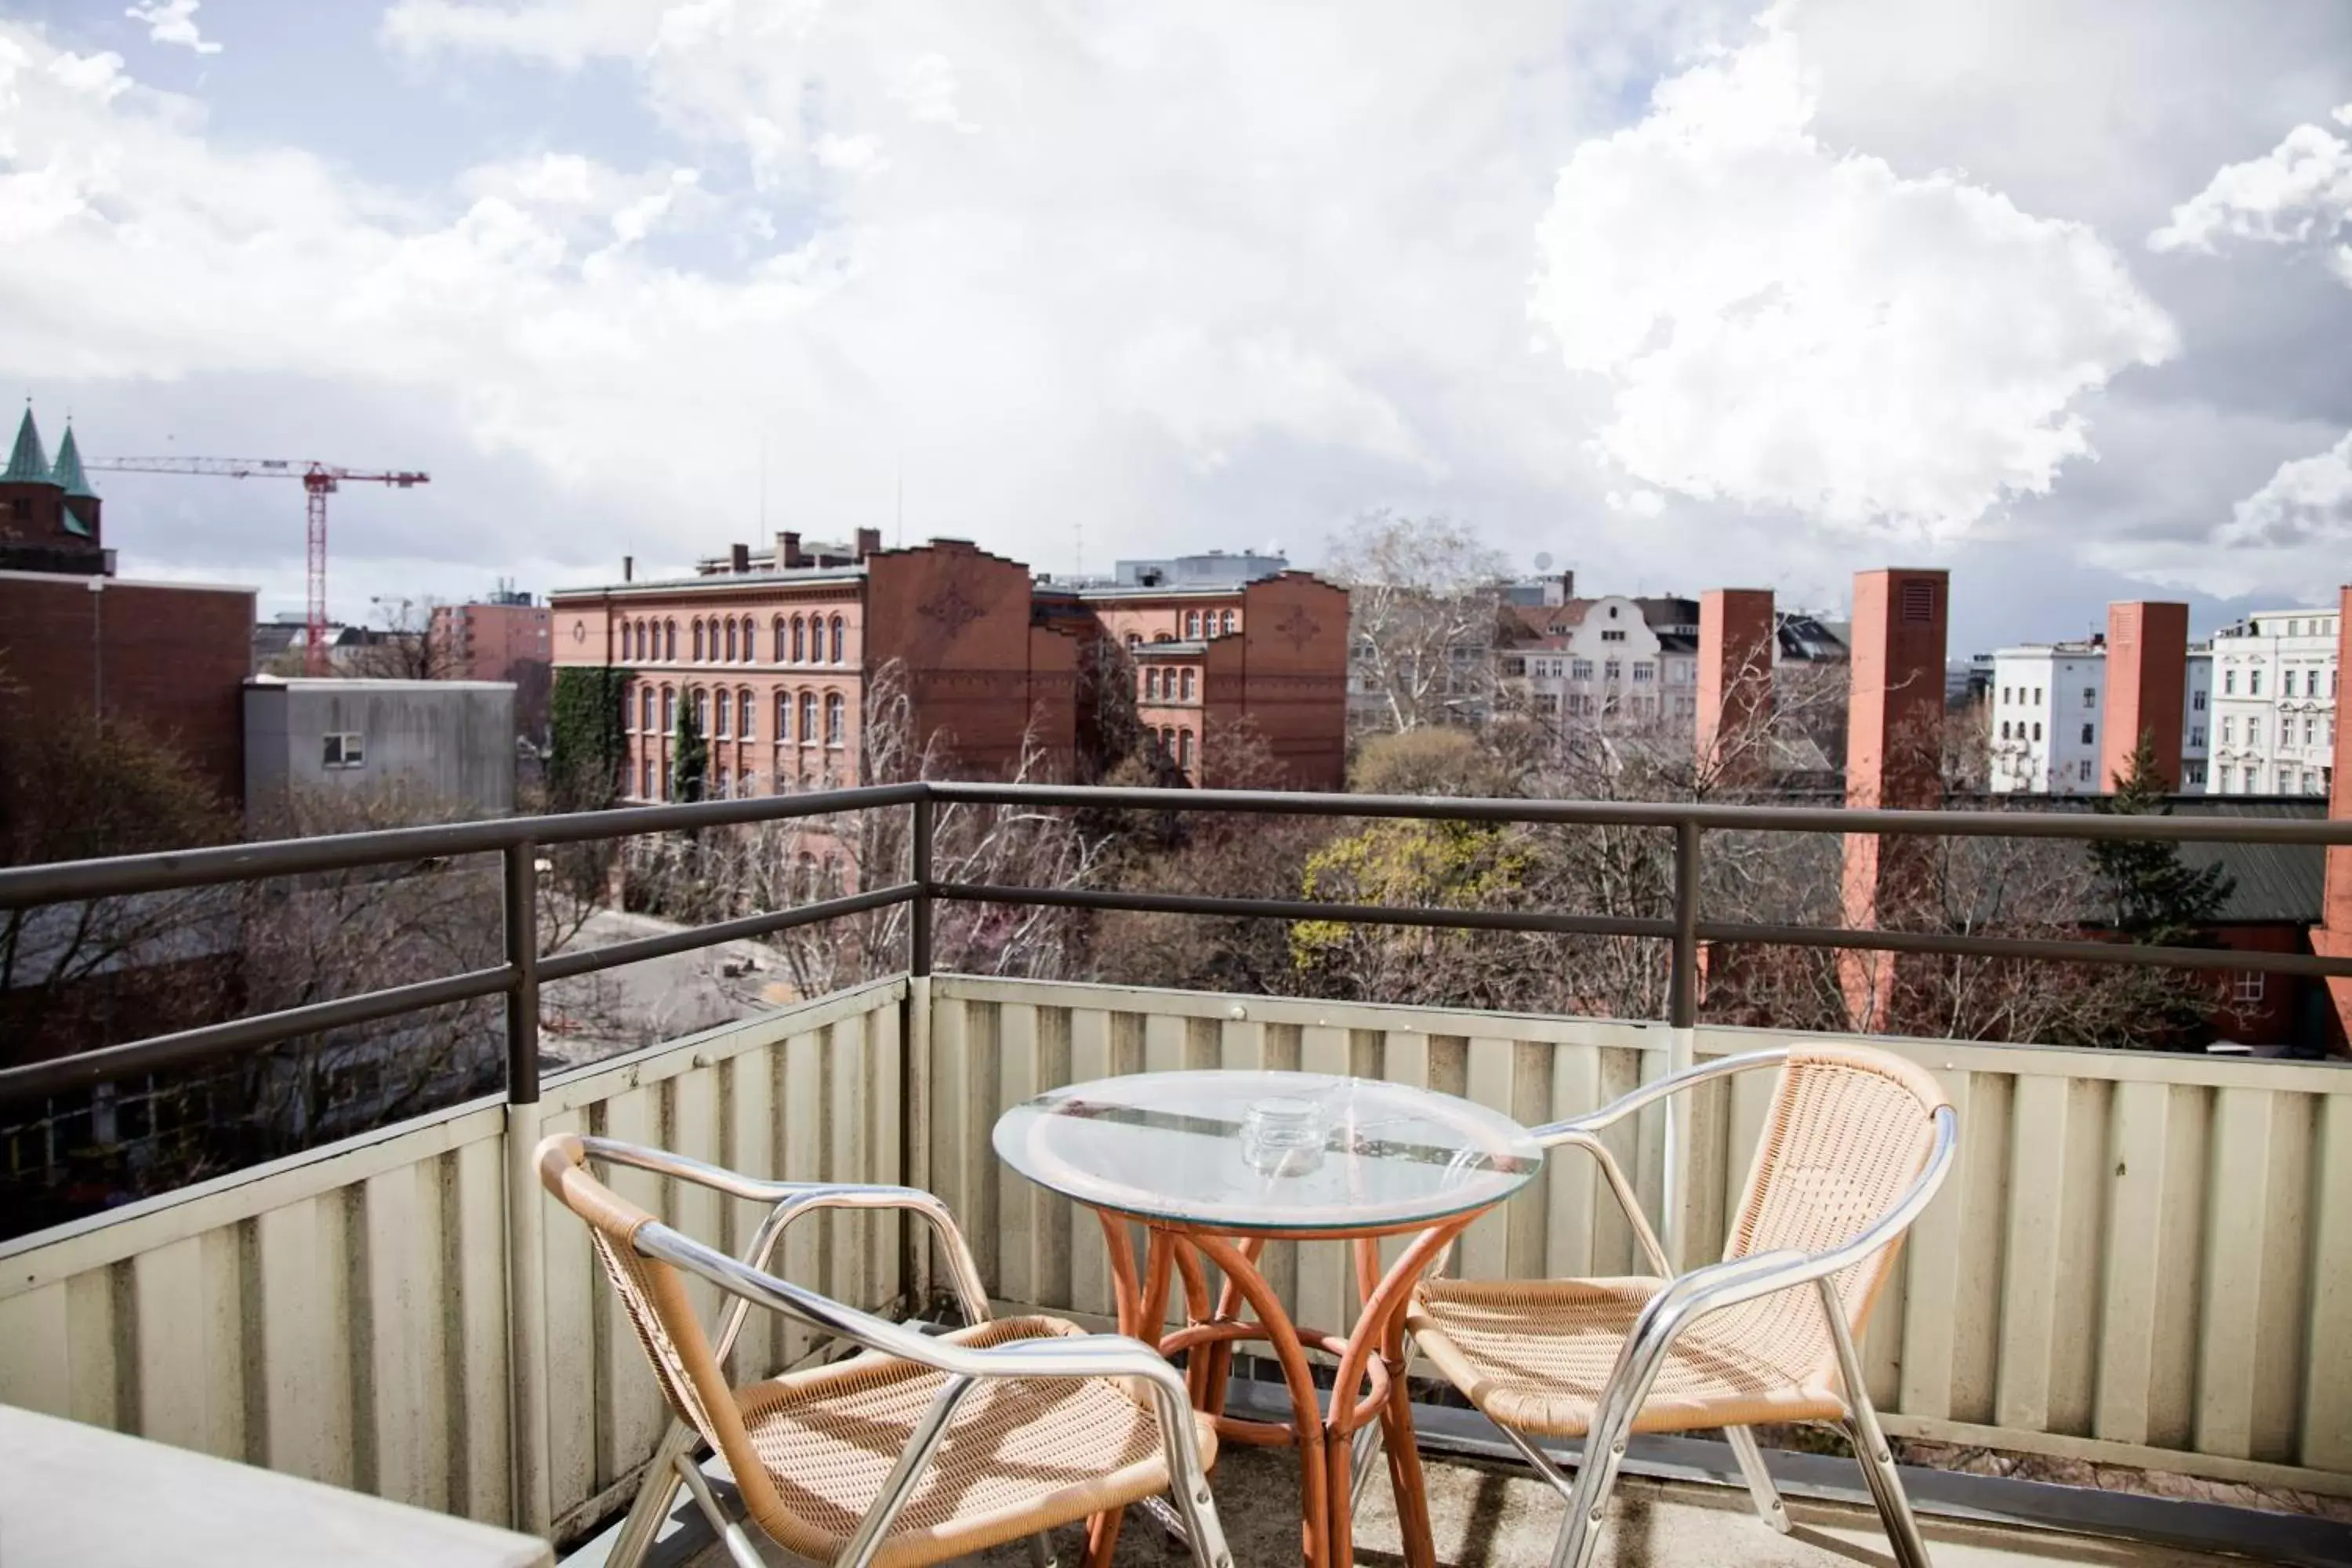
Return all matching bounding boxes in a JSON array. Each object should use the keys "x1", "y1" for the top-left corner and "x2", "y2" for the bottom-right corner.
[
  {"x1": 2, "y1": 405, "x2": 56, "y2": 486},
  {"x1": 51, "y1": 423, "x2": 95, "y2": 499}
]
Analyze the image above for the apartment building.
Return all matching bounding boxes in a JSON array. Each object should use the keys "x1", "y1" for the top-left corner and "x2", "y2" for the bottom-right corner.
[
  {"x1": 550, "y1": 535, "x2": 1348, "y2": 797},
  {"x1": 2209, "y1": 608, "x2": 2339, "y2": 797},
  {"x1": 429, "y1": 586, "x2": 553, "y2": 739},
  {"x1": 1988, "y1": 640, "x2": 2214, "y2": 794},
  {"x1": 1497, "y1": 594, "x2": 1846, "y2": 733}
]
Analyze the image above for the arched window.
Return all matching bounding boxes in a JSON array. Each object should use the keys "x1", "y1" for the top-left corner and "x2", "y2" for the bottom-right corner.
[
  {"x1": 1181, "y1": 668, "x2": 1196, "y2": 701},
  {"x1": 791, "y1": 616, "x2": 806, "y2": 662},
  {"x1": 1125, "y1": 633, "x2": 1142, "y2": 649},
  {"x1": 825, "y1": 692, "x2": 845, "y2": 745},
  {"x1": 1220, "y1": 610, "x2": 1236, "y2": 635},
  {"x1": 744, "y1": 617, "x2": 757, "y2": 659},
  {"x1": 1178, "y1": 730, "x2": 1194, "y2": 770},
  {"x1": 662, "y1": 686, "x2": 677, "y2": 730},
  {"x1": 829, "y1": 615, "x2": 845, "y2": 663},
  {"x1": 738, "y1": 691, "x2": 755, "y2": 739},
  {"x1": 692, "y1": 688, "x2": 709, "y2": 731},
  {"x1": 640, "y1": 688, "x2": 654, "y2": 731},
  {"x1": 713, "y1": 690, "x2": 730, "y2": 737},
  {"x1": 1153, "y1": 632, "x2": 1173, "y2": 643},
  {"x1": 1185, "y1": 610, "x2": 1201, "y2": 638},
  {"x1": 771, "y1": 616, "x2": 786, "y2": 663},
  {"x1": 664, "y1": 621, "x2": 677, "y2": 661},
  {"x1": 691, "y1": 620, "x2": 705, "y2": 662},
  {"x1": 1144, "y1": 668, "x2": 1160, "y2": 700},
  {"x1": 641, "y1": 758, "x2": 654, "y2": 799},
  {"x1": 800, "y1": 691, "x2": 818, "y2": 741},
  {"x1": 776, "y1": 692, "x2": 792, "y2": 742},
  {"x1": 723, "y1": 619, "x2": 736, "y2": 662}
]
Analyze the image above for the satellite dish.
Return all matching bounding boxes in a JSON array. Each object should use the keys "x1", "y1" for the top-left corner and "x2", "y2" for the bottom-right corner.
[{"x1": 1534, "y1": 552, "x2": 1554, "y2": 572}]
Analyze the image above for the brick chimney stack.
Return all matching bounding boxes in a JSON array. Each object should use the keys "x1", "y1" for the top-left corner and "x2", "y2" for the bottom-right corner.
[
  {"x1": 856, "y1": 527, "x2": 883, "y2": 561},
  {"x1": 729, "y1": 542, "x2": 752, "y2": 574},
  {"x1": 2100, "y1": 601, "x2": 2189, "y2": 791},
  {"x1": 1839, "y1": 568, "x2": 1949, "y2": 1032},
  {"x1": 2310, "y1": 588, "x2": 2352, "y2": 1044},
  {"x1": 776, "y1": 532, "x2": 801, "y2": 570},
  {"x1": 1697, "y1": 588, "x2": 1776, "y2": 783}
]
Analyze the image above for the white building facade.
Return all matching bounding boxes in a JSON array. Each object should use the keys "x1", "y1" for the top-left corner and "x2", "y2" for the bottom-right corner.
[
  {"x1": 2209, "y1": 608, "x2": 2339, "y2": 796},
  {"x1": 1988, "y1": 644, "x2": 2214, "y2": 794}
]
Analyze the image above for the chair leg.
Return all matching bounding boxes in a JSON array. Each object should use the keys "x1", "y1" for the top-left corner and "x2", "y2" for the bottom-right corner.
[
  {"x1": 1818, "y1": 1278, "x2": 1932, "y2": 1568},
  {"x1": 1547, "y1": 1408, "x2": 1636, "y2": 1568},
  {"x1": 672, "y1": 1450, "x2": 768, "y2": 1568},
  {"x1": 604, "y1": 1420, "x2": 699, "y2": 1568},
  {"x1": 1027, "y1": 1530, "x2": 1060, "y2": 1567},
  {"x1": 1724, "y1": 1426, "x2": 1791, "y2": 1534}
]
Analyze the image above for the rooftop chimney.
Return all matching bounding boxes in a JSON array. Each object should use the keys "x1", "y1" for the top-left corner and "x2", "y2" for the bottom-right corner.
[
  {"x1": 622, "y1": 555, "x2": 634, "y2": 583},
  {"x1": 1697, "y1": 589, "x2": 1775, "y2": 786},
  {"x1": 2100, "y1": 601, "x2": 2188, "y2": 792},
  {"x1": 856, "y1": 527, "x2": 882, "y2": 561},
  {"x1": 730, "y1": 542, "x2": 752, "y2": 574},
  {"x1": 1839, "y1": 568, "x2": 1949, "y2": 1032},
  {"x1": 777, "y1": 532, "x2": 801, "y2": 570}
]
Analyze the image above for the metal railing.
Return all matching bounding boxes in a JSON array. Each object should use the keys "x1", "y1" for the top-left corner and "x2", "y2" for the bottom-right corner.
[{"x1": 5, "y1": 779, "x2": 2351, "y2": 1112}]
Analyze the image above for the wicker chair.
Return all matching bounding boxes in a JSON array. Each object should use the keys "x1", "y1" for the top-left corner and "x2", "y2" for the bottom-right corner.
[
  {"x1": 539, "y1": 1134, "x2": 1231, "y2": 1568},
  {"x1": 1405, "y1": 1045, "x2": 1957, "y2": 1568}
]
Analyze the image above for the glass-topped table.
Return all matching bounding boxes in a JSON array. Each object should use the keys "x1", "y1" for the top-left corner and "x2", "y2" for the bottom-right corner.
[{"x1": 995, "y1": 1070, "x2": 1541, "y2": 1568}]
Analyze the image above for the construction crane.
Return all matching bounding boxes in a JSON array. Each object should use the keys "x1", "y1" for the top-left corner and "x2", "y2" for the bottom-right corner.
[{"x1": 84, "y1": 457, "x2": 430, "y2": 675}]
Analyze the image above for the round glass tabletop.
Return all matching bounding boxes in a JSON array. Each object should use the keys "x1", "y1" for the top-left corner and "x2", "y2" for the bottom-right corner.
[{"x1": 993, "y1": 1070, "x2": 1543, "y2": 1233}]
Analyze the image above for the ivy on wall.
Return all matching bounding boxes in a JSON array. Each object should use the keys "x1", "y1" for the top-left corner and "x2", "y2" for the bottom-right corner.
[{"x1": 550, "y1": 666, "x2": 632, "y2": 810}]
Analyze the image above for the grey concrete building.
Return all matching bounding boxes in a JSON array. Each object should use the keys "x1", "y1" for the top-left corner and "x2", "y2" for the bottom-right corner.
[{"x1": 244, "y1": 678, "x2": 517, "y2": 820}]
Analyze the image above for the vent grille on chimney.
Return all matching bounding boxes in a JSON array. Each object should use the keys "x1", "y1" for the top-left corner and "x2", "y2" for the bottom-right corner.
[{"x1": 1900, "y1": 580, "x2": 1937, "y2": 624}]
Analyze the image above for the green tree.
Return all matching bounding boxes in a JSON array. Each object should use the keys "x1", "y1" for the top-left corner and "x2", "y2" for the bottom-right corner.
[
  {"x1": 2089, "y1": 733, "x2": 2233, "y2": 943},
  {"x1": 672, "y1": 694, "x2": 709, "y2": 804}
]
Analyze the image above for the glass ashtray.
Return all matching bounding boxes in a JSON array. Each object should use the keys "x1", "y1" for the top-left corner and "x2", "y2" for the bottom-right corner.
[{"x1": 1241, "y1": 1096, "x2": 1329, "y2": 1177}]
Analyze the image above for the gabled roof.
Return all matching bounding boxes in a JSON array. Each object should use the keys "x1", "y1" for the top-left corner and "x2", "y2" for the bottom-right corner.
[{"x1": 3, "y1": 408, "x2": 56, "y2": 486}]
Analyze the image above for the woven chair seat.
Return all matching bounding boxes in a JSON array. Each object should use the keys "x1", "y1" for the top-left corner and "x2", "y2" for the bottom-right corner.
[
  {"x1": 1407, "y1": 1276, "x2": 1847, "y2": 1439},
  {"x1": 729, "y1": 1315, "x2": 1217, "y2": 1568}
]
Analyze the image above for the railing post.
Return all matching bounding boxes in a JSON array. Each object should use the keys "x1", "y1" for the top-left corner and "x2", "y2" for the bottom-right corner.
[
  {"x1": 1664, "y1": 818, "x2": 1701, "y2": 1271},
  {"x1": 502, "y1": 841, "x2": 553, "y2": 1537},
  {"x1": 904, "y1": 793, "x2": 935, "y2": 1310}
]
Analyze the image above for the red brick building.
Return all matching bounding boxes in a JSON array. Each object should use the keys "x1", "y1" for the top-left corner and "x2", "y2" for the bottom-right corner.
[
  {"x1": 0, "y1": 410, "x2": 254, "y2": 813},
  {"x1": 550, "y1": 537, "x2": 1349, "y2": 797},
  {"x1": 430, "y1": 590, "x2": 553, "y2": 739}
]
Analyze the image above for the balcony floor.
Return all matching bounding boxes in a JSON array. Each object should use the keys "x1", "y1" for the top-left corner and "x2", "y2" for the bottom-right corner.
[{"x1": 579, "y1": 1442, "x2": 2246, "y2": 1568}]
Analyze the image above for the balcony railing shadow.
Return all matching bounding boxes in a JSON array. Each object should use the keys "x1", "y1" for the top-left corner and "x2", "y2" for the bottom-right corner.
[{"x1": 1, "y1": 782, "x2": 2347, "y2": 1563}]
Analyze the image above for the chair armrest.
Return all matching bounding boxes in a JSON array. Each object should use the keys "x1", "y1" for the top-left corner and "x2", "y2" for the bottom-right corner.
[
  {"x1": 1538, "y1": 1131, "x2": 1671, "y2": 1276},
  {"x1": 1530, "y1": 1047, "x2": 1791, "y2": 1140}
]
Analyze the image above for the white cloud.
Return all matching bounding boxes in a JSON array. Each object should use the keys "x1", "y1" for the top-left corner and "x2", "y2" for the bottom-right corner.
[
  {"x1": 1530, "y1": 11, "x2": 2177, "y2": 543},
  {"x1": 2150, "y1": 105, "x2": 2352, "y2": 287},
  {"x1": 126, "y1": 0, "x2": 223, "y2": 56}
]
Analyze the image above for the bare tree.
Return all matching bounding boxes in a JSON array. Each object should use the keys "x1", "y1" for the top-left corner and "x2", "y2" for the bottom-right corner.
[
  {"x1": 341, "y1": 595, "x2": 463, "y2": 681},
  {"x1": 1326, "y1": 511, "x2": 1511, "y2": 736}
]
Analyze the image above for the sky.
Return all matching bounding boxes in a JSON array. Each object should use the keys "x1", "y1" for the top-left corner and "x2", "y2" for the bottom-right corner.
[{"x1": 2, "y1": 0, "x2": 2350, "y2": 655}]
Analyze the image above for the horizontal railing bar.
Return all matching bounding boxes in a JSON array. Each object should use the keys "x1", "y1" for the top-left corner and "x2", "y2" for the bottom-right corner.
[
  {"x1": 539, "y1": 884, "x2": 918, "y2": 982},
  {"x1": 932, "y1": 881, "x2": 1677, "y2": 938},
  {"x1": 931, "y1": 781, "x2": 2352, "y2": 844},
  {"x1": 0, "y1": 964, "x2": 517, "y2": 1108},
  {"x1": 0, "y1": 783, "x2": 928, "y2": 910},
  {"x1": 1697, "y1": 920, "x2": 2352, "y2": 978}
]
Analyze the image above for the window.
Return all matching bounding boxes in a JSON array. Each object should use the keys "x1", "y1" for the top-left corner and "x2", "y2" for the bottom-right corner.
[
  {"x1": 2249, "y1": 718, "x2": 2263, "y2": 746},
  {"x1": 1144, "y1": 669, "x2": 1160, "y2": 699},
  {"x1": 1567, "y1": 692, "x2": 1592, "y2": 716},
  {"x1": 1185, "y1": 610, "x2": 1202, "y2": 638},
  {"x1": 1178, "y1": 730, "x2": 1194, "y2": 770},
  {"x1": 1632, "y1": 662, "x2": 1655, "y2": 683},
  {"x1": 2233, "y1": 971, "x2": 2265, "y2": 1006},
  {"x1": 791, "y1": 616, "x2": 806, "y2": 662},
  {"x1": 2285, "y1": 670, "x2": 2299, "y2": 698},
  {"x1": 1600, "y1": 629, "x2": 1626, "y2": 642},
  {"x1": 2251, "y1": 669, "x2": 2263, "y2": 696},
  {"x1": 1537, "y1": 693, "x2": 1559, "y2": 715},
  {"x1": 2185, "y1": 760, "x2": 2205, "y2": 786},
  {"x1": 2033, "y1": 686, "x2": 2042, "y2": 705},
  {"x1": 321, "y1": 731, "x2": 365, "y2": 769},
  {"x1": 664, "y1": 621, "x2": 677, "y2": 661},
  {"x1": 641, "y1": 688, "x2": 655, "y2": 731},
  {"x1": 2080, "y1": 722, "x2": 2094, "y2": 744},
  {"x1": 693, "y1": 689, "x2": 710, "y2": 731},
  {"x1": 830, "y1": 615, "x2": 846, "y2": 663},
  {"x1": 2000, "y1": 720, "x2": 2012, "y2": 740},
  {"x1": 2190, "y1": 725, "x2": 2205, "y2": 748},
  {"x1": 776, "y1": 692, "x2": 792, "y2": 742},
  {"x1": 2193, "y1": 689, "x2": 2205, "y2": 711},
  {"x1": 771, "y1": 616, "x2": 785, "y2": 663},
  {"x1": 2307, "y1": 718, "x2": 2318, "y2": 746},
  {"x1": 1220, "y1": 610, "x2": 1236, "y2": 635},
  {"x1": 1181, "y1": 668, "x2": 1196, "y2": 701},
  {"x1": 825, "y1": 692, "x2": 844, "y2": 746},
  {"x1": 739, "y1": 691, "x2": 755, "y2": 739},
  {"x1": 662, "y1": 688, "x2": 677, "y2": 730},
  {"x1": 715, "y1": 765, "x2": 730, "y2": 797},
  {"x1": 692, "y1": 620, "x2": 705, "y2": 662},
  {"x1": 2305, "y1": 768, "x2": 2319, "y2": 793},
  {"x1": 724, "y1": 620, "x2": 737, "y2": 662},
  {"x1": 1570, "y1": 659, "x2": 1593, "y2": 681},
  {"x1": 2223, "y1": 669, "x2": 2237, "y2": 694},
  {"x1": 713, "y1": 691, "x2": 730, "y2": 737},
  {"x1": 1603, "y1": 659, "x2": 1622, "y2": 681},
  {"x1": 641, "y1": 758, "x2": 655, "y2": 798},
  {"x1": 2335, "y1": 670, "x2": 2341, "y2": 698},
  {"x1": 800, "y1": 691, "x2": 817, "y2": 741},
  {"x1": 2031, "y1": 721, "x2": 2042, "y2": 742},
  {"x1": 2082, "y1": 687, "x2": 2096, "y2": 708},
  {"x1": 1125, "y1": 632, "x2": 1142, "y2": 649},
  {"x1": 2078, "y1": 758, "x2": 2092, "y2": 782}
]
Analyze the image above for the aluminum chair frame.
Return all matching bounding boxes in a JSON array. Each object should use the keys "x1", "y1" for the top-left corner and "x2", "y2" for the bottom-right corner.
[
  {"x1": 1464, "y1": 1049, "x2": 1957, "y2": 1568},
  {"x1": 561, "y1": 1136, "x2": 1232, "y2": 1568}
]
